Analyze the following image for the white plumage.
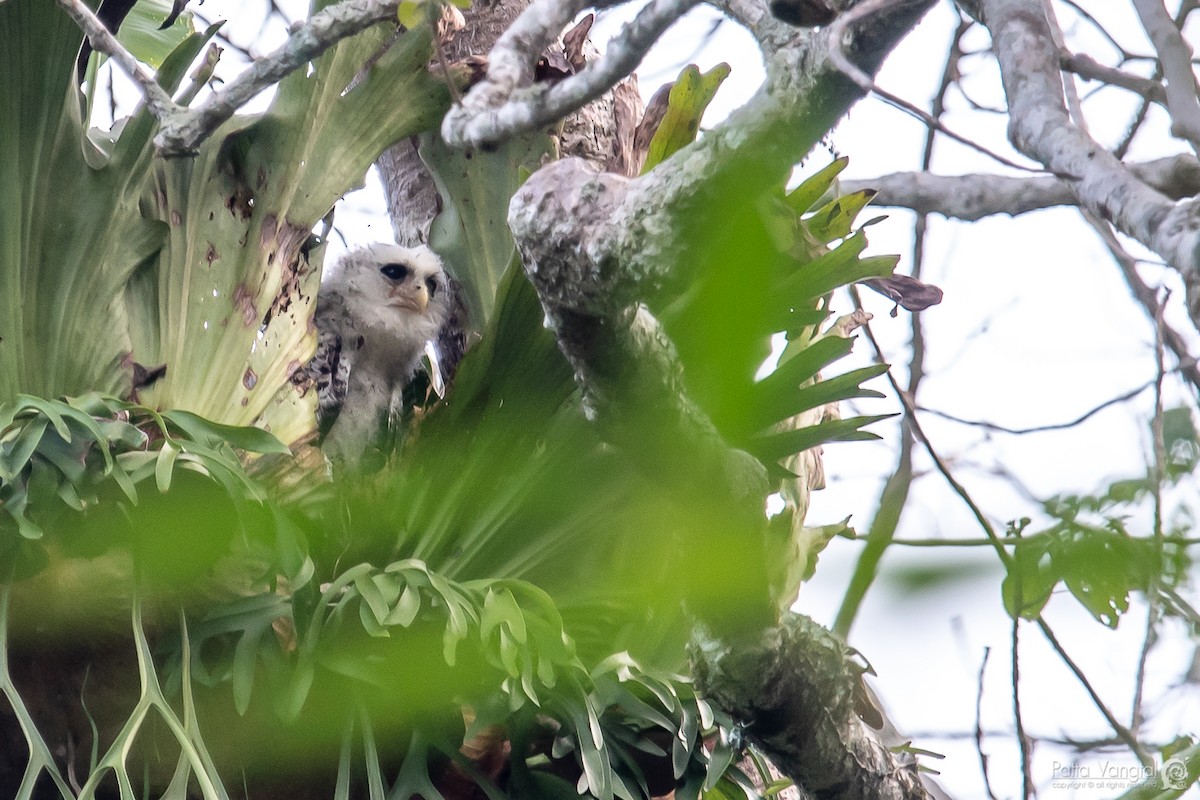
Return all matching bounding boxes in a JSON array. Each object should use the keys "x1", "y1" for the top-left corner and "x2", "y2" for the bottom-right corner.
[{"x1": 307, "y1": 243, "x2": 452, "y2": 463}]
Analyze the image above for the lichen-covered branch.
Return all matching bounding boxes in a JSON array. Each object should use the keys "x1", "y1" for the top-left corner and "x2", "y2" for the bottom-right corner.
[
  {"x1": 841, "y1": 155, "x2": 1200, "y2": 220},
  {"x1": 967, "y1": 0, "x2": 1200, "y2": 323},
  {"x1": 692, "y1": 614, "x2": 931, "y2": 800},
  {"x1": 510, "y1": 0, "x2": 935, "y2": 305},
  {"x1": 59, "y1": 0, "x2": 407, "y2": 156},
  {"x1": 154, "y1": 0, "x2": 404, "y2": 155},
  {"x1": 157, "y1": 0, "x2": 403, "y2": 154},
  {"x1": 55, "y1": 0, "x2": 178, "y2": 118},
  {"x1": 441, "y1": 0, "x2": 695, "y2": 147}
]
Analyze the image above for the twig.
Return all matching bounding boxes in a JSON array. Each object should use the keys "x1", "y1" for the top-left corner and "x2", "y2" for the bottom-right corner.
[
  {"x1": 833, "y1": 16, "x2": 965, "y2": 639},
  {"x1": 1132, "y1": 290, "x2": 1170, "y2": 735},
  {"x1": 1011, "y1": 613, "x2": 1031, "y2": 800},
  {"x1": 842, "y1": 155, "x2": 1200, "y2": 220},
  {"x1": 916, "y1": 381, "x2": 1153, "y2": 435},
  {"x1": 974, "y1": 0, "x2": 1200, "y2": 301},
  {"x1": 1084, "y1": 220, "x2": 1200, "y2": 399},
  {"x1": 1061, "y1": 52, "x2": 1167, "y2": 106},
  {"x1": 442, "y1": 0, "x2": 697, "y2": 147},
  {"x1": 1058, "y1": 0, "x2": 1136, "y2": 60},
  {"x1": 825, "y1": 0, "x2": 1047, "y2": 173},
  {"x1": 850, "y1": 287, "x2": 1014, "y2": 570},
  {"x1": 876, "y1": 534, "x2": 1200, "y2": 547},
  {"x1": 976, "y1": 647, "x2": 1000, "y2": 800},
  {"x1": 55, "y1": 0, "x2": 179, "y2": 119},
  {"x1": 1037, "y1": 619, "x2": 1154, "y2": 767}
]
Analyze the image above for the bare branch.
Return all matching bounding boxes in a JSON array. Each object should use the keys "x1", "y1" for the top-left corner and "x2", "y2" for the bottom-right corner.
[
  {"x1": 442, "y1": 0, "x2": 696, "y2": 147},
  {"x1": 844, "y1": 156, "x2": 1200, "y2": 219},
  {"x1": 1061, "y1": 52, "x2": 1167, "y2": 106},
  {"x1": 842, "y1": 155, "x2": 1200, "y2": 219},
  {"x1": 55, "y1": 0, "x2": 179, "y2": 119},
  {"x1": 155, "y1": 0, "x2": 403, "y2": 155},
  {"x1": 970, "y1": 0, "x2": 1200, "y2": 325},
  {"x1": 1132, "y1": 0, "x2": 1200, "y2": 153}
]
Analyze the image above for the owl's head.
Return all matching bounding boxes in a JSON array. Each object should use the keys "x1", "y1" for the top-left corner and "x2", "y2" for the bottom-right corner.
[{"x1": 331, "y1": 243, "x2": 451, "y2": 340}]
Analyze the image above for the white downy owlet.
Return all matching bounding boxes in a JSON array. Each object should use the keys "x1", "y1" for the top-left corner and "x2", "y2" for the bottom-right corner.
[{"x1": 305, "y1": 243, "x2": 454, "y2": 463}]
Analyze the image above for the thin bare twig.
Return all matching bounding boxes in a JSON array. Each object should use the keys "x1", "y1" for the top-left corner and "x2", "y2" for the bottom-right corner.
[
  {"x1": 1132, "y1": 290, "x2": 1170, "y2": 735},
  {"x1": 834, "y1": 14, "x2": 967, "y2": 639},
  {"x1": 826, "y1": 0, "x2": 1047, "y2": 173},
  {"x1": 916, "y1": 381, "x2": 1153, "y2": 435},
  {"x1": 1012, "y1": 612, "x2": 1031, "y2": 800},
  {"x1": 1037, "y1": 620, "x2": 1154, "y2": 767},
  {"x1": 1061, "y1": 53, "x2": 1167, "y2": 106},
  {"x1": 976, "y1": 647, "x2": 1000, "y2": 800},
  {"x1": 850, "y1": 287, "x2": 1014, "y2": 570},
  {"x1": 877, "y1": 534, "x2": 1200, "y2": 547}
]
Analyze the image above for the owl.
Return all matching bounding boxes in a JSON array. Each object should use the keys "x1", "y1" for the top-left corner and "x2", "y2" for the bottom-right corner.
[{"x1": 303, "y1": 242, "x2": 462, "y2": 463}]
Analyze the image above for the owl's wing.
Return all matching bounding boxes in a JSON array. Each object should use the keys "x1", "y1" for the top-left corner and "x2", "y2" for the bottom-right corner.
[
  {"x1": 434, "y1": 273, "x2": 470, "y2": 389},
  {"x1": 294, "y1": 290, "x2": 354, "y2": 439}
]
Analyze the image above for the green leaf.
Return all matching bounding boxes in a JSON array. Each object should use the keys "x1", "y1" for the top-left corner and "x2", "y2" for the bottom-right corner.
[
  {"x1": 113, "y1": 0, "x2": 195, "y2": 69},
  {"x1": 748, "y1": 414, "x2": 891, "y2": 463},
  {"x1": 398, "y1": 0, "x2": 424, "y2": 27},
  {"x1": 0, "y1": 416, "x2": 47, "y2": 480},
  {"x1": 231, "y1": 620, "x2": 273, "y2": 715},
  {"x1": 756, "y1": 336, "x2": 853, "y2": 403},
  {"x1": 393, "y1": 732, "x2": 447, "y2": 800},
  {"x1": 387, "y1": 582, "x2": 423, "y2": 627},
  {"x1": 354, "y1": 572, "x2": 392, "y2": 627},
  {"x1": 785, "y1": 157, "x2": 849, "y2": 214},
  {"x1": 746, "y1": 364, "x2": 888, "y2": 434},
  {"x1": 155, "y1": 441, "x2": 179, "y2": 492},
  {"x1": 1002, "y1": 538, "x2": 1055, "y2": 620},
  {"x1": 163, "y1": 410, "x2": 290, "y2": 454},
  {"x1": 641, "y1": 64, "x2": 731, "y2": 174},
  {"x1": 423, "y1": 129, "x2": 556, "y2": 327},
  {"x1": 806, "y1": 189, "x2": 879, "y2": 242},
  {"x1": 482, "y1": 587, "x2": 528, "y2": 644}
]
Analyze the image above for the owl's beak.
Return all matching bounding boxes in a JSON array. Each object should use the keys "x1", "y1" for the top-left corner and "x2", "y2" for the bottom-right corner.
[{"x1": 388, "y1": 283, "x2": 429, "y2": 312}]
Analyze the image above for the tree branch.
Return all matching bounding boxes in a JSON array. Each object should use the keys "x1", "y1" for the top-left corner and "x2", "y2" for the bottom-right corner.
[
  {"x1": 442, "y1": 0, "x2": 697, "y2": 147},
  {"x1": 55, "y1": 0, "x2": 179, "y2": 119},
  {"x1": 1132, "y1": 0, "x2": 1200, "y2": 153},
  {"x1": 692, "y1": 615, "x2": 931, "y2": 800},
  {"x1": 154, "y1": 0, "x2": 403, "y2": 155},
  {"x1": 966, "y1": 0, "x2": 1200, "y2": 325},
  {"x1": 1060, "y1": 52, "x2": 1167, "y2": 106},
  {"x1": 841, "y1": 155, "x2": 1200, "y2": 220}
]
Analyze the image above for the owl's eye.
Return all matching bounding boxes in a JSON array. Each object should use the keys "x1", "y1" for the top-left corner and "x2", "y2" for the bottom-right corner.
[
  {"x1": 425, "y1": 277, "x2": 439, "y2": 298},
  {"x1": 380, "y1": 263, "x2": 409, "y2": 281}
]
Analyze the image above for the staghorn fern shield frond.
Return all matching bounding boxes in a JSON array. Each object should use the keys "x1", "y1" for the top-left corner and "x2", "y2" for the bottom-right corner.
[{"x1": 0, "y1": 0, "x2": 452, "y2": 446}]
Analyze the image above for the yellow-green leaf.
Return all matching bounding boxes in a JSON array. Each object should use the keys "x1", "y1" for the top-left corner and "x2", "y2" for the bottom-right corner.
[{"x1": 640, "y1": 63, "x2": 731, "y2": 174}]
